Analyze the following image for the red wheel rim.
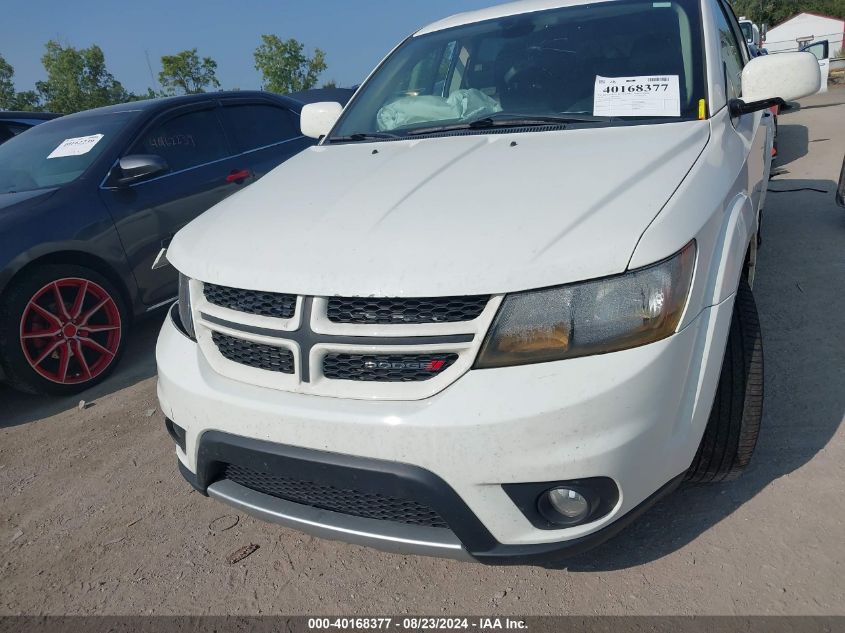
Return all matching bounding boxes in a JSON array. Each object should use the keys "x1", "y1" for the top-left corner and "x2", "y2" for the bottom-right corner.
[{"x1": 19, "y1": 278, "x2": 122, "y2": 385}]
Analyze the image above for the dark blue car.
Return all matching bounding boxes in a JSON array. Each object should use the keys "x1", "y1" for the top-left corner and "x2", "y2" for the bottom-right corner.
[
  {"x1": 0, "y1": 91, "x2": 313, "y2": 395},
  {"x1": 0, "y1": 111, "x2": 61, "y2": 144}
]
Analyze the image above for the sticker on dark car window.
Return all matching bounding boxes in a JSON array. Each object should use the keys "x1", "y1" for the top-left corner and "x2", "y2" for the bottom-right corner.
[{"x1": 47, "y1": 134, "x2": 104, "y2": 159}]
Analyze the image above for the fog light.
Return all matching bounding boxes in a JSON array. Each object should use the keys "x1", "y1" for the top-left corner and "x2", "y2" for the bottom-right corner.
[
  {"x1": 548, "y1": 487, "x2": 589, "y2": 519},
  {"x1": 504, "y1": 478, "x2": 618, "y2": 530}
]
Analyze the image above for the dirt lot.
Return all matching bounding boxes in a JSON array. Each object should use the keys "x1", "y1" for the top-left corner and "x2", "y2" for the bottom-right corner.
[{"x1": 2, "y1": 89, "x2": 844, "y2": 616}]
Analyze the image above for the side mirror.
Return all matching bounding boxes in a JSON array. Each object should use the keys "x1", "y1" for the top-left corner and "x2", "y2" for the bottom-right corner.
[
  {"x1": 116, "y1": 154, "x2": 169, "y2": 187},
  {"x1": 300, "y1": 102, "x2": 343, "y2": 140},
  {"x1": 730, "y1": 52, "x2": 821, "y2": 117}
]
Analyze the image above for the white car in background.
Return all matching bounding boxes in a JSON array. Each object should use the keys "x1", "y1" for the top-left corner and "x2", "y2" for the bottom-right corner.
[
  {"x1": 801, "y1": 39, "x2": 831, "y2": 94},
  {"x1": 157, "y1": 0, "x2": 820, "y2": 563}
]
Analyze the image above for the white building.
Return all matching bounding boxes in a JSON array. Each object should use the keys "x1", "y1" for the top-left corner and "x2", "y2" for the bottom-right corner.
[{"x1": 764, "y1": 12, "x2": 844, "y2": 56}]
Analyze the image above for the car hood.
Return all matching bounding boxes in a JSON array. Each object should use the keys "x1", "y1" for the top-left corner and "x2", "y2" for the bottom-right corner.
[
  {"x1": 170, "y1": 122, "x2": 710, "y2": 296},
  {"x1": 0, "y1": 188, "x2": 58, "y2": 213}
]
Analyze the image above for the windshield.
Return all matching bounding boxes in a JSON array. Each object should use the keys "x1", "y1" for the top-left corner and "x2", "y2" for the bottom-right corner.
[
  {"x1": 740, "y1": 22, "x2": 754, "y2": 43},
  {"x1": 331, "y1": 0, "x2": 706, "y2": 141},
  {"x1": 0, "y1": 111, "x2": 135, "y2": 194}
]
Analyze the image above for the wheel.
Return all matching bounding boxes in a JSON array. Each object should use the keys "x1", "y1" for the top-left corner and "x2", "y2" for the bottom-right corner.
[
  {"x1": 0, "y1": 264, "x2": 129, "y2": 396},
  {"x1": 686, "y1": 278, "x2": 763, "y2": 483}
]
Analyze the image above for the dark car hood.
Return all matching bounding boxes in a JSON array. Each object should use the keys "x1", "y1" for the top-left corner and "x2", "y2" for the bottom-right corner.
[{"x1": 0, "y1": 188, "x2": 59, "y2": 212}]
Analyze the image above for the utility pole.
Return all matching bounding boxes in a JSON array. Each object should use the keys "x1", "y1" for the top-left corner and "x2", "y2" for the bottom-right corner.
[{"x1": 145, "y1": 50, "x2": 158, "y2": 93}]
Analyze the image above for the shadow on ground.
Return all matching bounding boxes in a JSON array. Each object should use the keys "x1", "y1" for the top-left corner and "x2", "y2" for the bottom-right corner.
[
  {"x1": 0, "y1": 310, "x2": 166, "y2": 429},
  {"x1": 790, "y1": 101, "x2": 845, "y2": 111},
  {"x1": 773, "y1": 124, "x2": 809, "y2": 168}
]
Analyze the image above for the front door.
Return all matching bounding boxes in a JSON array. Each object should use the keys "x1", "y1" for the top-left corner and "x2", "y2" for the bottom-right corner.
[
  {"x1": 100, "y1": 103, "x2": 254, "y2": 307},
  {"x1": 716, "y1": 0, "x2": 768, "y2": 215},
  {"x1": 802, "y1": 40, "x2": 830, "y2": 94},
  {"x1": 218, "y1": 99, "x2": 313, "y2": 180}
]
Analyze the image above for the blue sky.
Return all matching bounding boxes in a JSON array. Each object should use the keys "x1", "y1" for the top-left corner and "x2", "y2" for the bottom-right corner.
[{"x1": 1, "y1": 0, "x2": 500, "y2": 94}]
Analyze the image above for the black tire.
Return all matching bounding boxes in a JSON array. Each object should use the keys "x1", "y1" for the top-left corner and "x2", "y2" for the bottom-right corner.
[
  {"x1": 0, "y1": 264, "x2": 129, "y2": 396},
  {"x1": 686, "y1": 278, "x2": 763, "y2": 483}
]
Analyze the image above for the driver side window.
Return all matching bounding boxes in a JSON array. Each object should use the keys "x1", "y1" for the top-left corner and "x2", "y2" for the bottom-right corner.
[
  {"x1": 129, "y1": 107, "x2": 229, "y2": 173},
  {"x1": 713, "y1": 0, "x2": 745, "y2": 100}
]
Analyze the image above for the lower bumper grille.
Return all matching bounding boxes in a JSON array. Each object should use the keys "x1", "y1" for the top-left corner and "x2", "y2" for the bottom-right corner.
[
  {"x1": 222, "y1": 463, "x2": 449, "y2": 529},
  {"x1": 212, "y1": 332, "x2": 294, "y2": 374}
]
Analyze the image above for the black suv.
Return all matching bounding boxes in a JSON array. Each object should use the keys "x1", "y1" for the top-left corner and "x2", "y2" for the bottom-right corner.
[{"x1": 0, "y1": 91, "x2": 312, "y2": 395}]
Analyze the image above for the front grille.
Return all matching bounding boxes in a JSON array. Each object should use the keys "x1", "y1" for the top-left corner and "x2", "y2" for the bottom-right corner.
[
  {"x1": 212, "y1": 332, "x2": 294, "y2": 374},
  {"x1": 327, "y1": 296, "x2": 489, "y2": 324},
  {"x1": 204, "y1": 283, "x2": 296, "y2": 319},
  {"x1": 222, "y1": 463, "x2": 449, "y2": 528},
  {"x1": 323, "y1": 353, "x2": 459, "y2": 382}
]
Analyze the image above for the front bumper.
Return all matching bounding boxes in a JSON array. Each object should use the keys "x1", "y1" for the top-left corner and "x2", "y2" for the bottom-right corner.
[
  {"x1": 175, "y1": 431, "x2": 685, "y2": 564},
  {"x1": 157, "y1": 297, "x2": 735, "y2": 562}
]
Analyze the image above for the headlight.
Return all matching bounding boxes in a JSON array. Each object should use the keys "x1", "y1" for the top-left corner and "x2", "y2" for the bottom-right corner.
[
  {"x1": 476, "y1": 242, "x2": 696, "y2": 369},
  {"x1": 177, "y1": 273, "x2": 196, "y2": 340}
]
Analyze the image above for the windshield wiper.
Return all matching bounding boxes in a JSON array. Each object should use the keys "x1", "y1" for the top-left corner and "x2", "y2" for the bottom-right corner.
[
  {"x1": 328, "y1": 131, "x2": 400, "y2": 143},
  {"x1": 406, "y1": 113, "x2": 613, "y2": 136},
  {"x1": 330, "y1": 114, "x2": 613, "y2": 142}
]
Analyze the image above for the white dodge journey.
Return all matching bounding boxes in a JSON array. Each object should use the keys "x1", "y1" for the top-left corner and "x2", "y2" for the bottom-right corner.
[{"x1": 156, "y1": 0, "x2": 820, "y2": 563}]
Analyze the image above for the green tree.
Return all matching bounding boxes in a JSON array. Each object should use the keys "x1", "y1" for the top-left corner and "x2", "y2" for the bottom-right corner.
[
  {"x1": 36, "y1": 41, "x2": 129, "y2": 113},
  {"x1": 253, "y1": 35, "x2": 327, "y2": 94},
  {"x1": 158, "y1": 49, "x2": 220, "y2": 95},
  {"x1": 0, "y1": 54, "x2": 15, "y2": 109},
  {"x1": 1, "y1": 54, "x2": 43, "y2": 111},
  {"x1": 729, "y1": 0, "x2": 845, "y2": 31},
  {"x1": 12, "y1": 91, "x2": 42, "y2": 111}
]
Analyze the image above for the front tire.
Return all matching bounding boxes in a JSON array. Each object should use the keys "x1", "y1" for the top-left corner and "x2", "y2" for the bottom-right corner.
[
  {"x1": 0, "y1": 264, "x2": 129, "y2": 396},
  {"x1": 686, "y1": 278, "x2": 764, "y2": 483}
]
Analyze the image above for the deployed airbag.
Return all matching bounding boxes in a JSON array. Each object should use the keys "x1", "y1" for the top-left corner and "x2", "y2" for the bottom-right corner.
[{"x1": 377, "y1": 89, "x2": 502, "y2": 131}]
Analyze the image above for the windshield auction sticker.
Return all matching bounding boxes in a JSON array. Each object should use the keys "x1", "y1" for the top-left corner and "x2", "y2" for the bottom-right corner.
[
  {"x1": 593, "y1": 75, "x2": 681, "y2": 117},
  {"x1": 47, "y1": 134, "x2": 105, "y2": 159}
]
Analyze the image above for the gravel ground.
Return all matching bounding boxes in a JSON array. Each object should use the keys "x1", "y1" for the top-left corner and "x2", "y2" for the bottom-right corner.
[{"x1": 1, "y1": 88, "x2": 844, "y2": 616}]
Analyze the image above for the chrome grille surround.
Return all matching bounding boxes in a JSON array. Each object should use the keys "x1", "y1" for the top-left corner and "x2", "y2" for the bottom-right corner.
[{"x1": 188, "y1": 280, "x2": 502, "y2": 401}]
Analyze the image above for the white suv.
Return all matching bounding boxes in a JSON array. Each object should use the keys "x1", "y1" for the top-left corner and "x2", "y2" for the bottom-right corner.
[{"x1": 156, "y1": 0, "x2": 819, "y2": 563}]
